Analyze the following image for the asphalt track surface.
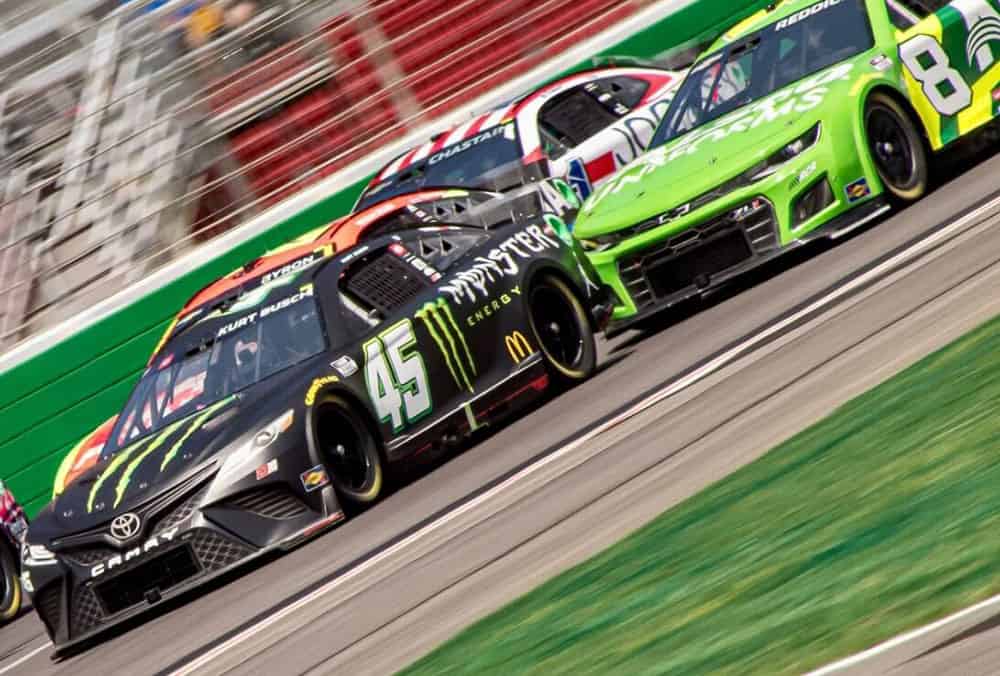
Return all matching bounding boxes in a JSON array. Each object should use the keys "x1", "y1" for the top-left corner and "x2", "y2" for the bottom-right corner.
[{"x1": 3, "y1": 148, "x2": 1000, "y2": 675}]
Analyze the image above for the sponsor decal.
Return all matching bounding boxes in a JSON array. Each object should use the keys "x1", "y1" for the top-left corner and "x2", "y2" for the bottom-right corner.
[
  {"x1": 993, "y1": 85, "x2": 1000, "y2": 102},
  {"x1": 775, "y1": 0, "x2": 842, "y2": 31},
  {"x1": 339, "y1": 244, "x2": 370, "y2": 264},
  {"x1": 505, "y1": 331, "x2": 535, "y2": 365},
  {"x1": 300, "y1": 465, "x2": 330, "y2": 492},
  {"x1": 261, "y1": 247, "x2": 330, "y2": 285},
  {"x1": 109, "y1": 512, "x2": 142, "y2": 541},
  {"x1": 845, "y1": 177, "x2": 871, "y2": 202},
  {"x1": 790, "y1": 161, "x2": 818, "y2": 189},
  {"x1": 567, "y1": 157, "x2": 593, "y2": 201},
  {"x1": 389, "y1": 243, "x2": 443, "y2": 282},
  {"x1": 216, "y1": 284, "x2": 314, "y2": 338},
  {"x1": 438, "y1": 225, "x2": 559, "y2": 305},
  {"x1": 415, "y1": 298, "x2": 477, "y2": 393},
  {"x1": 331, "y1": 355, "x2": 358, "y2": 378},
  {"x1": 305, "y1": 375, "x2": 341, "y2": 406},
  {"x1": 255, "y1": 458, "x2": 278, "y2": 481},
  {"x1": 90, "y1": 527, "x2": 179, "y2": 578},
  {"x1": 869, "y1": 55, "x2": 893, "y2": 72},
  {"x1": 428, "y1": 124, "x2": 509, "y2": 165},
  {"x1": 465, "y1": 286, "x2": 522, "y2": 328},
  {"x1": 956, "y1": 0, "x2": 1000, "y2": 74},
  {"x1": 585, "y1": 63, "x2": 854, "y2": 213},
  {"x1": 539, "y1": 178, "x2": 581, "y2": 218}
]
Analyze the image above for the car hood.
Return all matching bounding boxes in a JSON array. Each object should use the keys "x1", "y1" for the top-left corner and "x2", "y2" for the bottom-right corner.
[
  {"x1": 32, "y1": 367, "x2": 310, "y2": 541},
  {"x1": 575, "y1": 62, "x2": 856, "y2": 238}
]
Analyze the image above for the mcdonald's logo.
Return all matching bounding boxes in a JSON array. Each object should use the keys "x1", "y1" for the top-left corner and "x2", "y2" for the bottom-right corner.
[{"x1": 505, "y1": 331, "x2": 533, "y2": 365}]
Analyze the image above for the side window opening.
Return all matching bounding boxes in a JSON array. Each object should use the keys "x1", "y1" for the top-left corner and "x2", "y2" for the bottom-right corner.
[{"x1": 538, "y1": 88, "x2": 621, "y2": 152}]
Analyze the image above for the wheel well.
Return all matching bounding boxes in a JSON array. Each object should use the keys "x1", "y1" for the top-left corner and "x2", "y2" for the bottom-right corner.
[
  {"x1": 313, "y1": 389, "x2": 384, "y2": 451},
  {"x1": 865, "y1": 85, "x2": 931, "y2": 150},
  {"x1": 526, "y1": 264, "x2": 595, "y2": 329}
]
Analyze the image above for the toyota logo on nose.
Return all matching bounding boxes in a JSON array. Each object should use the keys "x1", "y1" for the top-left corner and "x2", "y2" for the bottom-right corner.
[{"x1": 110, "y1": 513, "x2": 141, "y2": 541}]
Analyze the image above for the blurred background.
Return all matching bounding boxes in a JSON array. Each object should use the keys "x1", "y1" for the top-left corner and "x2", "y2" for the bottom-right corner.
[{"x1": 0, "y1": 0, "x2": 658, "y2": 350}]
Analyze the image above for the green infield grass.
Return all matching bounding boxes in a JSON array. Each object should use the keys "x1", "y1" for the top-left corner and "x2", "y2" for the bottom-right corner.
[{"x1": 402, "y1": 313, "x2": 1000, "y2": 675}]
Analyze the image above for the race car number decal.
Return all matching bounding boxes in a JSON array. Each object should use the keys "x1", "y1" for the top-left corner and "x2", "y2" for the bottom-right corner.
[
  {"x1": 364, "y1": 319, "x2": 432, "y2": 432},
  {"x1": 899, "y1": 34, "x2": 972, "y2": 116}
]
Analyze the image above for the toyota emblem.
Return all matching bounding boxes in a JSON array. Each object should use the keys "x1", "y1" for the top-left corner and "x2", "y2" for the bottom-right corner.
[{"x1": 110, "y1": 513, "x2": 141, "y2": 541}]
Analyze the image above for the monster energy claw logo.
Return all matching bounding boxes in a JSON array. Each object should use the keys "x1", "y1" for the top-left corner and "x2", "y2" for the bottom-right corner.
[
  {"x1": 86, "y1": 398, "x2": 231, "y2": 513},
  {"x1": 415, "y1": 298, "x2": 477, "y2": 393}
]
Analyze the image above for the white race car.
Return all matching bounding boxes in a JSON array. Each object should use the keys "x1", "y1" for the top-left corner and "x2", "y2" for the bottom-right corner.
[{"x1": 355, "y1": 64, "x2": 687, "y2": 214}]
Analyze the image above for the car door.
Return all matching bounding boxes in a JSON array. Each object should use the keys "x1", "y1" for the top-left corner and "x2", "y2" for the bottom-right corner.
[
  {"x1": 330, "y1": 237, "x2": 485, "y2": 448},
  {"x1": 894, "y1": 0, "x2": 1000, "y2": 148}
]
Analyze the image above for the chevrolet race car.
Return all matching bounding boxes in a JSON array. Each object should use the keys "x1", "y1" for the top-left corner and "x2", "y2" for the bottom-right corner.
[
  {"x1": 355, "y1": 66, "x2": 686, "y2": 212},
  {"x1": 0, "y1": 480, "x2": 27, "y2": 624},
  {"x1": 24, "y1": 190, "x2": 613, "y2": 650},
  {"x1": 575, "y1": 0, "x2": 1000, "y2": 333}
]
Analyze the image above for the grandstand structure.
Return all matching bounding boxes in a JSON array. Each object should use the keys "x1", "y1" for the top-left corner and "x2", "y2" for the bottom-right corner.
[{"x1": 0, "y1": 0, "x2": 651, "y2": 351}]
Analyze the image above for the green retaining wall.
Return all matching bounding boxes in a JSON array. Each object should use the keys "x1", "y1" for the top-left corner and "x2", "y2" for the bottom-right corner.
[{"x1": 0, "y1": 0, "x2": 770, "y2": 517}]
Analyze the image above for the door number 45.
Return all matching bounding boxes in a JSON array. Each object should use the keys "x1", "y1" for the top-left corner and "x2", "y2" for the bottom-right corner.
[{"x1": 364, "y1": 319, "x2": 432, "y2": 432}]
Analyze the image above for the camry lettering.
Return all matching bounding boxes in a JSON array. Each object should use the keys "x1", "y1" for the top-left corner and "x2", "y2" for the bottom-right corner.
[{"x1": 90, "y1": 527, "x2": 179, "y2": 578}]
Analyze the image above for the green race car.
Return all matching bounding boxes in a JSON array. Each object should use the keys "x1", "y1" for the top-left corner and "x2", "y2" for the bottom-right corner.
[{"x1": 575, "y1": 0, "x2": 1000, "y2": 333}]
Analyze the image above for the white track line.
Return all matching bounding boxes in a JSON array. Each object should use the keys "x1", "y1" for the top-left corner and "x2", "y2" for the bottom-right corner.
[
  {"x1": 171, "y1": 195, "x2": 1000, "y2": 675},
  {"x1": 0, "y1": 641, "x2": 50, "y2": 675},
  {"x1": 805, "y1": 592, "x2": 1000, "y2": 675}
]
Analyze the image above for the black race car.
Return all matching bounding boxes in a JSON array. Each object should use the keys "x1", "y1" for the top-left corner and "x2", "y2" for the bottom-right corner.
[{"x1": 22, "y1": 191, "x2": 614, "y2": 651}]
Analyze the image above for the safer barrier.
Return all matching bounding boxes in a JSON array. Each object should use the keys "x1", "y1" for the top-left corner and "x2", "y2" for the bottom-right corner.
[{"x1": 0, "y1": 0, "x2": 771, "y2": 516}]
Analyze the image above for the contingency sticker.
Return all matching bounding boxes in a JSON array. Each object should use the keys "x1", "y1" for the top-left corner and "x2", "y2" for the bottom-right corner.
[{"x1": 300, "y1": 465, "x2": 330, "y2": 492}]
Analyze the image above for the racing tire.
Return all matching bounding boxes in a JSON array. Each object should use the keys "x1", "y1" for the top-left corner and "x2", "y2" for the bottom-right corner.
[
  {"x1": 314, "y1": 396, "x2": 384, "y2": 510},
  {"x1": 0, "y1": 543, "x2": 21, "y2": 624},
  {"x1": 527, "y1": 274, "x2": 597, "y2": 387},
  {"x1": 864, "y1": 92, "x2": 928, "y2": 203}
]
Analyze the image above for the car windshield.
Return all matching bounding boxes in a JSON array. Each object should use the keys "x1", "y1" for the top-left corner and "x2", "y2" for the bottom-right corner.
[
  {"x1": 651, "y1": 0, "x2": 873, "y2": 147},
  {"x1": 356, "y1": 122, "x2": 522, "y2": 210},
  {"x1": 105, "y1": 285, "x2": 326, "y2": 456}
]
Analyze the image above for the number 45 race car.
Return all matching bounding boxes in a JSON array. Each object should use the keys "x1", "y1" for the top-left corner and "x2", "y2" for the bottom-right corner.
[
  {"x1": 575, "y1": 0, "x2": 1000, "y2": 333},
  {"x1": 22, "y1": 190, "x2": 614, "y2": 651}
]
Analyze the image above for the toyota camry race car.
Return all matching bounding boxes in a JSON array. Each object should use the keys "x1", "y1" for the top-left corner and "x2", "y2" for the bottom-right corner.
[
  {"x1": 355, "y1": 65, "x2": 686, "y2": 212},
  {"x1": 23, "y1": 190, "x2": 612, "y2": 650},
  {"x1": 574, "y1": 0, "x2": 1000, "y2": 333}
]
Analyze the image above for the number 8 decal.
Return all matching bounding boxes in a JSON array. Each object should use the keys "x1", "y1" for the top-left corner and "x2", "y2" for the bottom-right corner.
[
  {"x1": 899, "y1": 34, "x2": 972, "y2": 116},
  {"x1": 364, "y1": 319, "x2": 432, "y2": 432}
]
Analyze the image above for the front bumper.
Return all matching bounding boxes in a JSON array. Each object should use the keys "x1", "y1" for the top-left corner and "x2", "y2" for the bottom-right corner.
[
  {"x1": 599, "y1": 194, "x2": 889, "y2": 337},
  {"x1": 28, "y1": 478, "x2": 344, "y2": 651}
]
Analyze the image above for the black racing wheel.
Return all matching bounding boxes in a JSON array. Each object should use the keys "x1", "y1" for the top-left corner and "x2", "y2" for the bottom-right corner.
[
  {"x1": 315, "y1": 396, "x2": 385, "y2": 509},
  {"x1": 527, "y1": 274, "x2": 597, "y2": 387},
  {"x1": 864, "y1": 92, "x2": 928, "y2": 203},
  {"x1": 0, "y1": 543, "x2": 22, "y2": 624}
]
